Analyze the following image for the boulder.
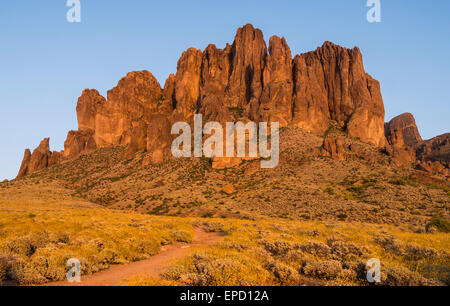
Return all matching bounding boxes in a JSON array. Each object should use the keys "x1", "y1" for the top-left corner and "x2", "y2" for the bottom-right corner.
[
  {"x1": 222, "y1": 184, "x2": 236, "y2": 195},
  {"x1": 320, "y1": 134, "x2": 346, "y2": 161}
]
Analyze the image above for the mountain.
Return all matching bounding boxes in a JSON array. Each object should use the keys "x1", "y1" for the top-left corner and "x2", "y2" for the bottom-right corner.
[{"x1": 16, "y1": 24, "x2": 448, "y2": 180}]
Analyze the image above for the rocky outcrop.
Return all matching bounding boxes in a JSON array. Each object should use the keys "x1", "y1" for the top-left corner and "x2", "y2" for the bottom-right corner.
[
  {"x1": 292, "y1": 42, "x2": 385, "y2": 146},
  {"x1": 146, "y1": 114, "x2": 172, "y2": 164},
  {"x1": 64, "y1": 130, "x2": 97, "y2": 160},
  {"x1": 18, "y1": 138, "x2": 51, "y2": 177},
  {"x1": 259, "y1": 36, "x2": 293, "y2": 127},
  {"x1": 415, "y1": 133, "x2": 450, "y2": 176},
  {"x1": 385, "y1": 113, "x2": 422, "y2": 166},
  {"x1": 78, "y1": 71, "x2": 165, "y2": 147},
  {"x1": 319, "y1": 134, "x2": 346, "y2": 161},
  {"x1": 22, "y1": 24, "x2": 447, "y2": 178},
  {"x1": 126, "y1": 122, "x2": 148, "y2": 156},
  {"x1": 385, "y1": 113, "x2": 422, "y2": 148},
  {"x1": 17, "y1": 149, "x2": 31, "y2": 178},
  {"x1": 384, "y1": 113, "x2": 449, "y2": 176},
  {"x1": 227, "y1": 24, "x2": 267, "y2": 113}
]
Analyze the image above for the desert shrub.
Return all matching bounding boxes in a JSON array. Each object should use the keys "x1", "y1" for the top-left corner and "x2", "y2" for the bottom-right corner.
[
  {"x1": 193, "y1": 257, "x2": 269, "y2": 286},
  {"x1": 127, "y1": 238, "x2": 160, "y2": 259},
  {"x1": 426, "y1": 216, "x2": 450, "y2": 233},
  {"x1": 390, "y1": 177, "x2": 407, "y2": 186},
  {"x1": 338, "y1": 268, "x2": 358, "y2": 282},
  {"x1": 179, "y1": 273, "x2": 209, "y2": 286},
  {"x1": 326, "y1": 239, "x2": 368, "y2": 260},
  {"x1": 382, "y1": 266, "x2": 437, "y2": 286},
  {"x1": 0, "y1": 254, "x2": 12, "y2": 281},
  {"x1": 0, "y1": 233, "x2": 49, "y2": 257},
  {"x1": 99, "y1": 248, "x2": 122, "y2": 265},
  {"x1": 267, "y1": 261, "x2": 300, "y2": 285},
  {"x1": 302, "y1": 260, "x2": 343, "y2": 280},
  {"x1": 171, "y1": 230, "x2": 193, "y2": 243},
  {"x1": 28, "y1": 253, "x2": 67, "y2": 282},
  {"x1": 374, "y1": 235, "x2": 404, "y2": 255},
  {"x1": 87, "y1": 238, "x2": 105, "y2": 251},
  {"x1": 221, "y1": 241, "x2": 249, "y2": 252},
  {"x1": 404, "y1": 243, "x2": 438, "y2": 260},
  {"x1": 162, "y1": 265, "x2": 186, "y2": 281},
  {"x1": 284, "y1": 249, "x2": 310, "y2": 264},
  {"x1": 9, "y1": 258, "x2": 48, "y2": 285},
  {"x1": 263, "y1": 240, "x2": 293, "y2": 255},
  {"x1": 298, "y1": 241, "x2": 331, "y2": 258},
  {"x1": 49, "y1": 232, "x2": 70, "y2": 244},
  {"x1": 202, "y1": 221, "x2": 224, "y2": 233},
  {"x1": 164, "y1": 252, "x2": 273, "y2": 286},
  {"x1": 324, "y1": 186, "x2": 336, "y2": 195}
]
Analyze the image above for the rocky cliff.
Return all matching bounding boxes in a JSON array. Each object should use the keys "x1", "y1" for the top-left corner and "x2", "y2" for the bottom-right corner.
[
  {"x1": 17, "y1": 24, "x2": 448, "y2": 178},
  {"x1": 385, "y1": 113, "x2": 449, "y2": 176}
]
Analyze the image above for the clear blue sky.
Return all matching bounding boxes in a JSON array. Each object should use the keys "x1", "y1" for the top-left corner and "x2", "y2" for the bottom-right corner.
[{"x1": 1, "y1": 0, "x2": 449, "y2": 180}]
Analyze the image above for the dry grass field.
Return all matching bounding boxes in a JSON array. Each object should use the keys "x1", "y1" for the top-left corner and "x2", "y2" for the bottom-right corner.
[
  {"x1": 0, "y1": 183, "x2": 193, "y2": 285},
  {"x1": 0, "y1": 180, "x2": 448, "y2": 286}
]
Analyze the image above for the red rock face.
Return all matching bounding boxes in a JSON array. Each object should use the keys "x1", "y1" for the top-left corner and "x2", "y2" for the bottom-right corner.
[
  {"x1": 63, "y1": 130, "x2": 97, "y2": 160},
  {"x1": 22, "y1": 24, "x2": 447, "y2": 178},
  {"x1": 385, "y1": 113, "x2": 422, "y2": 166},
  {"x1": 319, "y1": 134, "x2": 346, "y2": 161},
  {"x1": 293, "y1": 42, "x2": 386, "y2": 146},
  {"x1": 259, "y1": 36, "x2": 293, "y2": 127},
  {"x1": 227, "y1": 25, "x2": 267, "y2": 111},
  {"x1": 17, "y1": 149, "x2": 31, "y2": 178},
  {"x1": 384, "y1": 113, "x2": 449, "y2": 176},
  {"x1": 385, "y1": 113, "x2": 423, "y2": 148},
  {"x1": 17, "y1": 138, "x2": 51, "y2": 177},
  {"x1": 415, "y1": 133, "x2": 450, "y2": 176},
  {"x1": 173, "y1": 48, "x2": 203, "y2": 121},
  {"x1": 146, "y1": 114, "x2": 172, "y2": 164}
]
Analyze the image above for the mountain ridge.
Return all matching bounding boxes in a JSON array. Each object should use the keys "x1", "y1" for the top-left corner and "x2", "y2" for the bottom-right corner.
[{"x1": 16, "y1": 24, "x2": 449, "y2": 179}]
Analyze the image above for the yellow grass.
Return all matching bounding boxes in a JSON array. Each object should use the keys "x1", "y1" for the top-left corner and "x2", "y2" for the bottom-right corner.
[
  {"x1": 0, "y1": 182, "x2": 448, "y2": 286},
  {"x1": 0, "y1": 183, "x2": 193, "y2": 284}
]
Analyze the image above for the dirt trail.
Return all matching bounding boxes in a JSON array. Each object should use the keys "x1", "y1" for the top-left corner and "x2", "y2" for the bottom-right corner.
[{"x1": 45, "y1": 228, "x2": 223, "y2": 286}]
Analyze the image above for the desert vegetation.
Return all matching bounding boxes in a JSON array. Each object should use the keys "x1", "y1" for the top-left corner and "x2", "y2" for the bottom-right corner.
[
  {"x1": 1, "y1": 180, "x2": 448, "y2": 286},
  {"x1": 0, "y1": 183, "x2": 193, "y2": 285},
  {"x1": 121, "y1": 219, "x2": 449, "y2": 286}
]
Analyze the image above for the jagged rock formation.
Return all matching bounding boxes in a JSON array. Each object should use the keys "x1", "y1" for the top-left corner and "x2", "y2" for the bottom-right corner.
[
  {"x1": 292, "y1": 42, "x2": 386, "y2": 146},
  {"x1": 385, "y1": 113, "x2": 423, "y2": 148},
  {"x1": 415, "y1": 133, "x2": 450, "y2": 176},
  {"x1": 63, "y1": 130, "x2": 96, "y2": 160},
  {"x1": 17, "y1": 138, "x2": 60, "y2": 177},
  {"x1": 319, "y1": 134, "x2": 346, "y2": 161},
  {"x1": 385, "y1": 113, "x2": 449, "y2": 176},
  {"x1": 16, "y1": 24, "x2": 448, "y2": 178},
  {"x1": 385, "y1": 113, "x2": 421, "y2": 166},
  {"x1": 17, "y1": 149, "x2": 31, "y2": 178}
]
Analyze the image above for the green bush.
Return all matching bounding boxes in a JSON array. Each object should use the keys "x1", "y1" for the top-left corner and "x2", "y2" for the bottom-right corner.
[{"x1": 426, "y1": 216, "x2": 450, "y2": 233}]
